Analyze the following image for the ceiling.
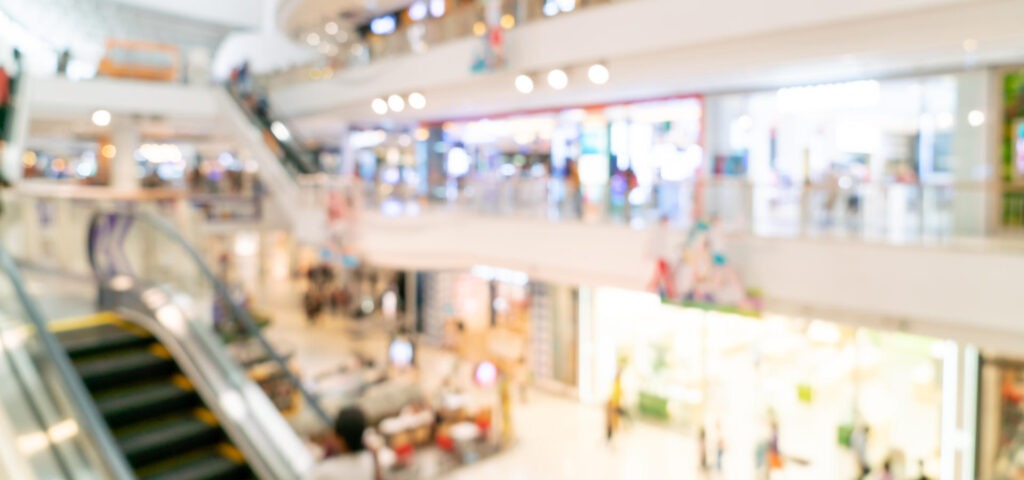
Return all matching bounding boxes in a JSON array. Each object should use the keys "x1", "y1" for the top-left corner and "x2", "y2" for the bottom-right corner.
[
  {"x1": 0, "y1": 0, "x2": 243, "y2": 61},
  {"x1": 279, "y1": 0, "x2": 415, "y2": 38}
]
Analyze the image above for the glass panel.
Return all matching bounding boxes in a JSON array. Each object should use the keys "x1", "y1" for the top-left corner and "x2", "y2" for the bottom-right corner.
[{"x1": 0, "y1": 245, "x2": 132, "y2": 480}]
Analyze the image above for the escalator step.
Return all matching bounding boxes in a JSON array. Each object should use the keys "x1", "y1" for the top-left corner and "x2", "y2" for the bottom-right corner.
[
  {"x1": 57, "y1": 322, "x2": 152, "y2": 358},
  {"x1": 74, "y1": 349, "x2": 176, "y2": 390},
  {"x1": 141, "y1": 450, "x2": 249, "y2": 480},
  {"x1": 117, "y1": 414, "x2": 223, "y2": 468},
  {"x1": 97, "y1": 381, "x2": 200, "y2": 428}
]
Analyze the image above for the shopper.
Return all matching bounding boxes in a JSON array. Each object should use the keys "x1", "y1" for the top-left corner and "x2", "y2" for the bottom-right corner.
[
  {"x1": 310, "y1": 406, "x2": 380, "y2": 480},
  {"x1": 605, "y1": 367, "x2": 624, "y2": 444},
  {"x1": 914, "y1": 460, "x2": 931, "y2": 480},
  {"x1": 851, "y1": 424, "x2": 870, "y2": 478},
  {"x1": 698, "y1": 426, "x2": 709, "y2": 473},
  {"x1": 716, "y1": 421, "x2": 726, "y2": 473},
  {"x1": 878, "y1": 460, "x2": 894, "y2": 480}
]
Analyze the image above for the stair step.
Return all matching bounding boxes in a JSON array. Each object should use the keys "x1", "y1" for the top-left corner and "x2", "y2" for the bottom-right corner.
[
  {"x1": 58, "y1": 323, "x2": 152, "y2": 358},
  {"x1": 74, "y1": 349, "x2": 176, "y2": 390},
  {"x1": 141, "y1": 449, "x2": 250, "y2": 480},
  {"x1": 117, "y1": 414, "x2": 223, "y2": 469},
  {"x1": 97, "y1": 381, "x2": 199, "y2": 428}
]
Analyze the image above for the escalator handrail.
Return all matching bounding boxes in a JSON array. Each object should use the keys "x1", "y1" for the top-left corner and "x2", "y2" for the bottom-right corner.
[
  {"x1": 0, "y1": 246, "x2": 136, "y2": 480},
  {"x1": 225, "y1": 87, "x2": 318, "y2": 175},
  {"x1": 88, "y1": 211, "x2": 333, "y2": 429}
]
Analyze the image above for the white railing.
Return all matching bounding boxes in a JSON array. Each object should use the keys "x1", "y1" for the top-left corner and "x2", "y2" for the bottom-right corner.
[{"x1": 322, "y1": 175, "x2": 993, "y2": 243}]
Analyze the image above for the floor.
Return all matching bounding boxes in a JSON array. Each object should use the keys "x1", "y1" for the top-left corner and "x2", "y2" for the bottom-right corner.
[{"x1": 253, "y1": 276, "x2": 744, "y2": 480}]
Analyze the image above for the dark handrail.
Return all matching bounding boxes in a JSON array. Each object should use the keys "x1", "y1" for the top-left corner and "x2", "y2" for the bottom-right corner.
[
  {"x1": 225, "y1": 87, "x2": 318, "y2": 176},
  {"x1": 0, "y1": 245, "x2": 136, "y2": 480},
  {"x1": 87, "y1": 211, "x2": 332, "y2": 428}
]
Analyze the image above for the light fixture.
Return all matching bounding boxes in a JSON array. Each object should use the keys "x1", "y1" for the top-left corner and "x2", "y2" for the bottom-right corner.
[
  {"x1": 500, "y1": 14, "x2": 515, "y2": 29},
  {"x1": 515, "y1": 74, "x2": 534, "y2": 94},
  {"x1": 388, "y1": 94, "x2": 405, "y2": 113},
  {"x1": 371, "y1": 98, "x2": 389, "y2": 115},
  {"x1": 557, "y1": 0, "x2": 576, "y2": 13},
  {"x1": 415, "y1": 127, "x2": 430, "y2": 142},
  {"x1": 542, "y1": 0, "x2": 559, "y2": 16},
  {"x1": 306, "y1": 32, "x2": 320, "y2": 46},
  {"x1": 429, "y1": 0, "x2": 446, "y2": 17},
  {"x1": 967, "y1": 109, "x2": 986, "y2": 127},
  {"x1": 408, "y1": 92, "x2": 427, "y2": 110},
  {"x1": 409, "y1": 1, "x2": 428, "y2": 21},
  {"x1": 325, "y1": 22, "x2": 339, "y2": 35},
  {"x1": 587, "y1": 63, "x2": 609, "y2": 85},
  {"x1": 472, "y1": 21, "x2": 486, "y2": 37},
  {"x1": 270, "y1": 121, "x2": 292, "y2": 141},
  {"x1": 547, "y1": 69, "x2": 568, "y2": 90},
  {"x1": 91, "y1": 109, "x2": 111, "y2": 127},
  {"x1": 100, "y1": 144, "x2": 117, "y2": 158},
  {"x1": 370, "y1": 16, "x2": 397, "y2": 35}
]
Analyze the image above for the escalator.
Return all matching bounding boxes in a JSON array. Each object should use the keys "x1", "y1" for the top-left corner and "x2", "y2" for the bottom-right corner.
[
  {"x1": 0, "y1": 209, "x2": 327, "y2": 479},
  {"x1": 54, "y1": 314, "x2": 253, "y2": 480}
]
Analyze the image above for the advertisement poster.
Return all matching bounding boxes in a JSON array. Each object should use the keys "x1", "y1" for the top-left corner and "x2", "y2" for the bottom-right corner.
[{"x1": 647, "y1": 218, "x2": 762, "y2": 316}]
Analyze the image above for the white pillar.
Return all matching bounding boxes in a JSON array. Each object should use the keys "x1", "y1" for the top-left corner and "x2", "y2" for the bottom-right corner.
[
  {"x1": 951, "y1": 69, "x2": 1000, "y2": 236},
  {"x1": 2, "y1": 75, "x2": 30, "y2": 183},
  {"x1": 110, "y1": 118, "x2": 141, "y2": 190}
]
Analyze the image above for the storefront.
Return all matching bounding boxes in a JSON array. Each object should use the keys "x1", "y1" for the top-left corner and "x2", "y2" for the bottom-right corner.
[
  {"x1": 580, "y1": 287, "x2": 950, "y2": 479},
  {"x1": 704, "y1": 74, "x2": 965, "y2": 239},
  {"x1": 979, "y1": 355, "x2": 1024, "y2": 480},
  {"x1": 420, "y1": 97, "x2": 704, "y2": 224},
  {"x1": 418, "y1": 268, "x2": 578, "y2": 391}
]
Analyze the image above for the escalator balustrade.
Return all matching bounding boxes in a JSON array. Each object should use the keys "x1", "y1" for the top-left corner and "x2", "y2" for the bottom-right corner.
[{"x1": 53, "y1": 313, "x2": 255, "y2": 480}]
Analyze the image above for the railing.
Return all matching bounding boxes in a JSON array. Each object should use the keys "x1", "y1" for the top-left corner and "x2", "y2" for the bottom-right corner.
[
  {"x1": 0, "y1": 245, "x2": 135, "y2": 480},
  {"x1": 87, "y1": 211, "x2": 333, "y2": 433},
  {"x1": 264, "y1": 0, "x2": 621, "y2": 87},
  {"x1": 336, "y1": 175, "x2": 990, "y2": 243}
]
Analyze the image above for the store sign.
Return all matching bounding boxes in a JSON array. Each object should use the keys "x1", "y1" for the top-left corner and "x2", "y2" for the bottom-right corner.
[{"x1": 648, "y1": 220, "x2": 762, "y2": 316}]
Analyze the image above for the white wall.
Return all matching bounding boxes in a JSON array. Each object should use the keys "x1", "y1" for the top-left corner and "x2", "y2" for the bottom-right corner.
[
  {"x1": 104, "y1": 0, "x2": 263, "y2": 29},
  {"x1": 25, "y1": 77, "x2": 220, "y2": 119},
  {"x1": 356, "y1": 211, "x2": 1024, "y2": 353}
]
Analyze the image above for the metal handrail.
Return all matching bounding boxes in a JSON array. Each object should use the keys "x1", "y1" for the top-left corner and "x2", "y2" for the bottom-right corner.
[
  {"x1": 0, "y1": 245, "x2": 136, "y2": 480},
  {"x1": 87, "y1": 211, "x2": 333, "y2": 429}
]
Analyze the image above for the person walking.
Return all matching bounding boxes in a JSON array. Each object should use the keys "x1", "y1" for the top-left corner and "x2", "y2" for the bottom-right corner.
[{"x1": 605, "y1": 367, "x2": 624, "y2": 444}]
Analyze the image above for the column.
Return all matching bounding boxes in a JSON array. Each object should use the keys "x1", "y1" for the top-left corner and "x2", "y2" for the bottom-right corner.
[
  {"x1": 110, "y1": 117, "x2": 141, "y2": 190},
  {"x1": 951, "y1": 69, "x2": 1000, "y2": 236},
  {"x1": 1, "y1": 74, "x2": 29, "y2": 183},
  {"x1": 940, "y1": 341, "x2": 981, "y2": 480}
]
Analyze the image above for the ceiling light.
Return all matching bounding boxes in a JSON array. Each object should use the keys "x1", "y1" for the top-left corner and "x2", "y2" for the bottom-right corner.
[
  {"x1": 325, "y1": 22, "x2": 339, "y2": 35},
  {"x1": 371, "y1": 98, "x2": 388, "y2": 115},
  {"x1": 306, "y1": 32, "x2": 320, "y2": 46},
  {"x1": 100, "y1": 144, "x2": 117, "y2": 158},
  {"x1": 409, "y1": 1, "x2": 428, "y2": 21},
  {"x1": 557, "y1": 0, "x2": 576, "y2": 12},
  {"x1": 415, "y1": 127, "x2": 430, "y2": 142},
  {"x1": 542, "y1": 1, "x2": 559, "y2": 16},
  {"x1": 587, "y1": 63, "x2": 609, "y2": 85},
  {"x1": 967, "y1": 109, "x2": 986, "y2": 127},
  {"x1": 515, "y1": 74, "x2": 534, "y2": 94},
  {"x1": 547, "y1": 69, "x2": 568, "y2": 90},
  {"x1": 270, "y1": 121, "x2": 291, "y2": 142},
  {"x1": 500, "y1": 14, "x2": 515, "y2": 29},
  {"x1": 408, "y1": 92, "x2": 427, "y2": 110},
  {"x1": 388, "y1": 94, "x2": 405, "y2": 113},
  {"x1": 91, "y1": 110, "x2": 111, "y2": 127},
  {"x1": 429, "y1": 0, "x2": 446, "y2": 17}
]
